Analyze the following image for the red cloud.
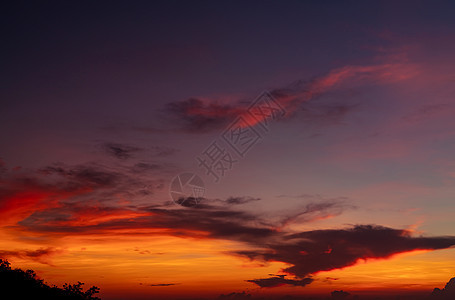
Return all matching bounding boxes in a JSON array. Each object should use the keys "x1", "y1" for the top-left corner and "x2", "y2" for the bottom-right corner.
[
  {"x1": 0, "y1": 176, "x2": 91, "y2": 225},
  {"x1": 0, "y1": 247, "x2": 63, "y2": 265},
  {"x1": 166, "y1": 62, "x2": 419, "y2": 132}
]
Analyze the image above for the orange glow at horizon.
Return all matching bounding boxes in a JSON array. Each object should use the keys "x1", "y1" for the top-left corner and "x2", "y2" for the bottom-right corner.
[{"x1": 3, "y1": 227, "x2": 455, "y2": 299}]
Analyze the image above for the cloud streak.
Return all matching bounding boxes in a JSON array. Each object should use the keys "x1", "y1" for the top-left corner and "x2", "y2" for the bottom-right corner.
[
  {"x1": 246, "y1": 275, "x2": 313, "y2": 288},
  {"x1": 165, "y1": 63, "x2": 419, "y2": 132},
  {"x1": 236, "y1": 225, "x2": 455, "y2": 278},
  {"x1": 142, "y1": 283, "x2": 179, "y2": 287},
  {"x1": 103, "y1": 142, "x2": 141, "y2": 160},
  {"x1": 0, "y1": 247, "x2": 62, "y2": 265}
]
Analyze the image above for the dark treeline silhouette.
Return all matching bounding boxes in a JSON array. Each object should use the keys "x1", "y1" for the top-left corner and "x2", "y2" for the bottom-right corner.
[
  {"x1": 0, "y1": 258, "x2": 100, "y2": 299},
  {"x1": 430, "y1": 276, "x2": 455, "y2": 299}
]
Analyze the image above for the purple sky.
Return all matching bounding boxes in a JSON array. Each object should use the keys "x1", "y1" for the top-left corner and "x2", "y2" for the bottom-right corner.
[{"x1": 2, "y1": 1, "x2": 455, "y2": 299}]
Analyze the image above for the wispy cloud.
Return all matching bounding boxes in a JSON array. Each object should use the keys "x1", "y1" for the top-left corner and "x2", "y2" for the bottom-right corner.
[
  {"x1": 141, "y1": 282, "x2": 180, "y2": 287},
  {"x1": 103, "y1": 142, "x2": 142, "y2": 160},
  {"x1": 0, "y1": 160, "x2": 166, "y2": 226},
  {"x1": 0, "y1": 247, "x2": 62, "y2": 265},
  {"x1": 235, "y1": 225, "x2": 455, "y2": 279},
  {"x1": 165, "y1": 62, "x2": 419, "y2": 133}
]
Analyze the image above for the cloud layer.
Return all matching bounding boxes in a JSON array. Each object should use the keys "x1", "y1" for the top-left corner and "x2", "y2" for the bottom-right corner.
[{"x1": 1, "y1": 156, "x2": 454, "y2": 289}]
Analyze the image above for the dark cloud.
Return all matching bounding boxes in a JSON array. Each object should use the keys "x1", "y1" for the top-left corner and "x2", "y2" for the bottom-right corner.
[
  {"x1": 39, "y1": 161, "x2": 165, "y2": 197},
  {"x1": 278, "y1": 200, "x2": 352, "y2": 228},
  {"x1": 225, "y1": 196, "x2": 261, "y2": 205},
  {"x1": 0, "y1": 247, "x2": 61, "y2": 264},
  {"x1": 17, "y1": 195, "x2": 346, "y2": 245},
  {"x1": 17, "y1": 199, "x2": 275, "y2": 242},
  {"x1": 237, "y1": 225, "x2": 455, "y2": 278},
  {"x1": 171, "y1": 196, "x2": 261, "y2": 209},
  {"x1": 103, "y1": 142, "x2": 141, "y2": 160},
  {"x1": 0, "y1": 160, "x2": 167, "y2": 229},
  {"x1": 331, "y1": 290, "x2": 350, "y2": 299},
  {"x1": 102, "y1": 143, "x2": 178, "y2": 159},
  {"x1": 140, "y1": 206, "x2": 276, "y2": 242},
  {"x1": 174, "y1": 197, "x2": 200, "y2": 208},
  {"x1": 39, "y1": 163, "x2": 121, "y2": 189},
  {"x1": 0, "y1": 169, "x2": 81, "y2": 218},
  {"x1": 18, "y1": 202, "x2": 146, "y2": 231},
  {"x1": 146, "y1": 283, "x2": 179, "y2": 287},
  {"x1": 246, "y1": 275, "x2": 313, "y2": 288},
  {"x1": 218, "y1": 291, "x2": 252, "y2": 299},
  {"x1": 325, "y1": 277, "x2": 340, "y2": 282},
  {"x1": 166, "y1": 98, "x2": 241, "y2": 133}
]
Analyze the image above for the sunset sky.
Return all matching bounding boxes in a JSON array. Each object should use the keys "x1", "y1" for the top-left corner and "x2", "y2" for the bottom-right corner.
[{"x1": 2, "y1": 1, "x2": 455, "y2": 299}]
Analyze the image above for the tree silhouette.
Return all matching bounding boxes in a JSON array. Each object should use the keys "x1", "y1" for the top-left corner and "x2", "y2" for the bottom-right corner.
[{"x1": 0, "y1": 258, "x2": 101, "y2": 299}]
